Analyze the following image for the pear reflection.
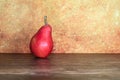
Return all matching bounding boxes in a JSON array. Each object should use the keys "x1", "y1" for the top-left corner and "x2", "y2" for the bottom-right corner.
[
  {"x1": 34, "y1": 59, "x2": 52, "y2": 76},
  {"x1": 35, "y1": 59, "x2": 51, "y2": 69}
]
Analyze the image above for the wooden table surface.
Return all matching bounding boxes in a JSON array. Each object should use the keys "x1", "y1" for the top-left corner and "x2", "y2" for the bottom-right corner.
[{"x1": 0, "y1": 54, "x2": 120, "y2": 80}]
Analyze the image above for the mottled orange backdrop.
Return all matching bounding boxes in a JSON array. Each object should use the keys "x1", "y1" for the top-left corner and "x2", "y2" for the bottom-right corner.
[{"x1": 0, "y1": 0, "x2": 120, "y2": 53}]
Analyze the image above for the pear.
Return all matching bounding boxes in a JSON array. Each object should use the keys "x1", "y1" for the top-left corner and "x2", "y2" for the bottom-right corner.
[{"x1": 30, "y1": 16, "x2": 53, "y2": 58}]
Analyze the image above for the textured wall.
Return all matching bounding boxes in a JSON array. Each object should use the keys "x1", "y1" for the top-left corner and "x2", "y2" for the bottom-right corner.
[{"x1": 0, "y1": 0, "x2": 120, "y2": 53}]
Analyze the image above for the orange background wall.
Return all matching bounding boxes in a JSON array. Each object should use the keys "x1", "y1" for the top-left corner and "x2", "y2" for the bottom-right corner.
[{"x1": 0, "y1": 0, "x2": 120, "y2": 53}]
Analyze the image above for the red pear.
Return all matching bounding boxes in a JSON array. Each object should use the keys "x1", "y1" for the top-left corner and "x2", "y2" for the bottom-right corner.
[{"x1": 30, "y1": 16, "x2": 53, "y2": 58}]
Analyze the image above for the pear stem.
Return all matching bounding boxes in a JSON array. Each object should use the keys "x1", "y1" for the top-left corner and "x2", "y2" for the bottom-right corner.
[{"x1": 44, "y1": 16, "x2": 48, "y2": 25}]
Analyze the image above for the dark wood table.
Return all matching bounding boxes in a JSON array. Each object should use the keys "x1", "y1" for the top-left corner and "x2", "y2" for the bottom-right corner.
[{"x1": 0, "y1": 53, "x2": 120, "y2": 80}]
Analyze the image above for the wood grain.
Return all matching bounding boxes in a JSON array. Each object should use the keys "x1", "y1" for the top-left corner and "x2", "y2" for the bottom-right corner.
[{"x1": 0, "y1": 54, "x2": 120, "y2": 80}]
